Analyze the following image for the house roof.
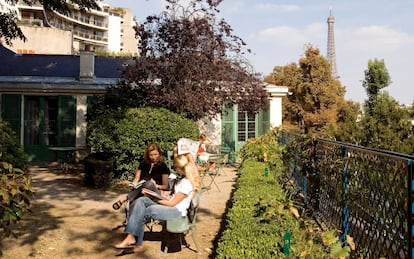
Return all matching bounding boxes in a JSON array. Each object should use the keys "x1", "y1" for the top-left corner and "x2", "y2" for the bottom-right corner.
[{"x1": 0, "y1": 45, "x2": 132, "y2": 94}]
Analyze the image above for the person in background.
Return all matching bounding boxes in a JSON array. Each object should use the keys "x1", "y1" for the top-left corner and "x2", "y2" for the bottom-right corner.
[
  {"x1": 112, "y1": 143, "x2": 170, "y2": 210},
  {"x1": 114, "y1": 154, "x2": 201, "y2": 253},
  {"x1": 197, "y1": 133, "x2": 212, "y2": 162},
  {"x1": 196, "y1": 133, "x2": 217, "y2": 172}
]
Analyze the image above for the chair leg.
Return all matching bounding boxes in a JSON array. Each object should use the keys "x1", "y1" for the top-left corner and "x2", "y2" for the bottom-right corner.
[{"x1": 190, "y1": 226, "x2": 201, "y2": 254}]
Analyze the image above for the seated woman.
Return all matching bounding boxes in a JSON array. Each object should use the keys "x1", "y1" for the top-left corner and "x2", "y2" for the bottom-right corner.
[
  {"x1": 114, "y1": 154, "x2": 201, "y2": 253},
  {"x1": 196, "y1": 133, "x2": 217, "y2": 172},
  {"x1": 112, "y1": 143, "x2": 170, "y2": 210}
]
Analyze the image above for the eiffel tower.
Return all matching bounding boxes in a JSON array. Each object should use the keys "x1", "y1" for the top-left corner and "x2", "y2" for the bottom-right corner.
[{"x1": 327, "y1": 9, "x2": 339, "y2": 79}]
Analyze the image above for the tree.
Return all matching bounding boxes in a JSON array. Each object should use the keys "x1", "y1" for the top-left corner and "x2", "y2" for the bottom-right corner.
[
  {"x1": 115, "y1": 0, "x2": 268, "y2": 121},
  {"x1": 362, "y1": 58, "x2": 391, "y2": 116},
  {"x1": 359, "y1": 93, "x2": 414, "y2": 153},
  {"x1": 333, "y1": 100, "x2": 362, "y2": 143},
  {"x1": 0, "y1": 0, "x2": 99, "y2": 46},
  {"x1": 265, "y1": 45, "x2": 347, "y2": 135},
  {"x1": 359, "y1": 59, "x2": 414, "y2": 153}
]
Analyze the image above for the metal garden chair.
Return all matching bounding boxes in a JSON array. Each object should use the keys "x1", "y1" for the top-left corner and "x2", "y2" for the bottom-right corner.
[{"x1": 162, "y1": 187, "x2": 207, "y2": 254}]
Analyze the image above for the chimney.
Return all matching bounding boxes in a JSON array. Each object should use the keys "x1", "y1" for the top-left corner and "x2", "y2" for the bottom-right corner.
[{"x1": 79, "y1": 51, "x2": 95, "y2": 80}]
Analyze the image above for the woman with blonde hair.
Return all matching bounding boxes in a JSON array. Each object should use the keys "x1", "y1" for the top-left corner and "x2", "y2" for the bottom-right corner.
[{"x1": 114, "y1": 154, "x2": 201, "y2": 253}]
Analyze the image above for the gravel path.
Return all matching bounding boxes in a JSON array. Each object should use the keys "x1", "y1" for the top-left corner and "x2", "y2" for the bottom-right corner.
[{"x1": 1, "y1": 163, "x2": 238, "y2": 259}]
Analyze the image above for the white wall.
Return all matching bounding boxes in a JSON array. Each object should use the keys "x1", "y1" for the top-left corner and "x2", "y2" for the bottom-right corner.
[
  {"x1": 9, "y1": 26, "x2": 72, "y2": 54},
  {"x1": 107, "y1": 15, "x2": 121, "y2": 53}
]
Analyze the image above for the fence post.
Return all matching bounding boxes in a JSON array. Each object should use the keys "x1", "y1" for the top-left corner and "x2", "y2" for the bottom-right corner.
[
  {"x1": 408, "y1": 159, "x2": 413, "y2": 259},
  {"x1": 341, "y1": 150, "x2": 350, "y2": 243}
]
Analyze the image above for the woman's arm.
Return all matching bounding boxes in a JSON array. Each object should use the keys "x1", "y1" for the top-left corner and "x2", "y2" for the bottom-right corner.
[
  {"x1": 156, "y1": 174, "x2": 170, "y2": 191},
  {"x1": 158, "y1": 192, "x2": 186, "y2": 207},
  {"x1": 132, "y1": 169, "x2": 141, "y2": 184}
]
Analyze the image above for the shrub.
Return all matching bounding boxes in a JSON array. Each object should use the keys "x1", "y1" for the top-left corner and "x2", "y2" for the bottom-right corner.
[
  {"x1": 216, "y1": 129, "x2": 353, "y2": 258},
  {"x1": 0, "y1": 121, "x2": 28, "y2": 169},
  {"x1": 0, "y1": 162, "x2": 34, "y2": 240},
  {"x1": 0, "y1": 122, "x2": 33, "y2": 255},
  {"x1": 237, "y1": 128, "x2": 284, "y2": 173},
  {"x1": 86, "y1": 107, "x2": 199, "y2": 179},
  {"x1": 215, "y1": 160, "x2": 327, "y2": 258}
]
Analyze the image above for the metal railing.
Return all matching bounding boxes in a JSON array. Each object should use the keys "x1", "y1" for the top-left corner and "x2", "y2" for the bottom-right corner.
[{"x1": 281, "y1": 132, "x2": 414, "y2": 258}]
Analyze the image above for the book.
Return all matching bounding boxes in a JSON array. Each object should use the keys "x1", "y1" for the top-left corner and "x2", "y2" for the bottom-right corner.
[
  {"x1": 177, "y1": 138, "x2": 199, "y2": 161},
  {"x1": 142, "y1": 188, "x2": 168, "y2": 200},
  {"x1": 129, "y1": 179, "x2": 146, "y2": 189}
]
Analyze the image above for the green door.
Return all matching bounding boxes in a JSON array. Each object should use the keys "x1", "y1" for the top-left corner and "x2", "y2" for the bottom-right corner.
[
  {"x1": 235, "y1": 111, "x2": 257, "y2": 151},
  {"x1": 24, "y1": 96, "x2": 76, "y2": 161},
  {"x1": 222, "y1": 104, "x2": 270, "y2": 160}
]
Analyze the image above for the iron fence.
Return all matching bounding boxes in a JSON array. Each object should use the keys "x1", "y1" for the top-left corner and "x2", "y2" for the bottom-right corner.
[{"x1": 281, "y1": 132, "x2": 414, "y2": 258}]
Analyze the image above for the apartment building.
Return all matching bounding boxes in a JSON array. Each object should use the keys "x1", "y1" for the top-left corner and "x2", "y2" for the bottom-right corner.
[{"x1": 3, "y1": 0, "x2": 138, "y2": 55}]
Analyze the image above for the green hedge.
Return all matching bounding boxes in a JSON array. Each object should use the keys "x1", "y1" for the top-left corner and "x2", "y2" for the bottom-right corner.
[
  {"x1": 215, "y1": 128, "x2": 354, "y2": 258},
  {"x1": 215, "y1": 159, "x2": 326, "y2": 258},
  {"x1": 215, "y1": 129, "x2": 329, "y2": 258},
  {"x1": 86, "y1": 107, "x2": 199, "y2": 179}
]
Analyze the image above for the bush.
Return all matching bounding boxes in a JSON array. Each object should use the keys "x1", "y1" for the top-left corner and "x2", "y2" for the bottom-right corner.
[
  {"x1": 0, "y1": 121, "x2": 28, "y2": 169},
  {"x1": 216, "y1": 129, "x2": 353, "y2": 258},
  {"x1": 237, "y1": 128, "x2": 284, "y2": 173},
  {"x1": 0, "y1": 163, "x2": 34, "y2": 240},
  {"x1": 86, "y1": 107, "x2": 199, "y2": 179},
  {"x1": 215, "y1": 160, "x2": 326, "y2": 258},
  {"x1": 0, "y1": 122, "x2": 33, "y2": 255}
]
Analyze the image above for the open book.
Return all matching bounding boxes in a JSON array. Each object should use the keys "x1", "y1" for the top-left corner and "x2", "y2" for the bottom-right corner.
[
  {"x1": 142, "y1": 188, "x2": 168, "y2": 200},
  {"x1": 177, "y1": 138, "x2": 199, "y2": 161},
  {"x1": 129, "y1": 179, "x2": 146, "y2": 189}
]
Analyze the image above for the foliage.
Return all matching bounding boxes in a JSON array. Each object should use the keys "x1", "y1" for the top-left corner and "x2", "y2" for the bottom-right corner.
[
  {"x1": 265, "y1": 45, "x2": 348, "y2": 136},
  {"x1": 0, "y1": 121, "x2": 32, "y2": 255},
  {"x1": 215, "y1": 159, "x2": 327, "y2": 258},
  {"x1": 0, "y1": 162, "x2": 34, "y2": 254},
  {"x1": 332, "y1": 100, "x2": 362, "y2": 143},
  {"x1": 0, "y1": 0, "x2": 99, "y2": 46},
  {"x1": 358, "y1": 92, "x2": 414, "y2": 153},
  {"x1": 362, "y1": 58, "x2": 391, "y2": 116},
  {"x1": 86, "y1": 107, "x2": 199, "y2": 179},
  {"x1": 0, "y1": 120, "x2": 28, "y2": 169},
  {"x1": 358, "y1": 59, "x2": 414, "y2": 153},
  {"x1": 216, "y1": 131, "x2": 354, "y2": 258},
  {"x1": 237, "y1": 128, "x2": 284, "y2": 172},
  {"x1": 117, "y1": 0, "x2": 268, "y2": 121},
  {"x1": 322, "y1": 230, "x2": 355, "y2": 258}
]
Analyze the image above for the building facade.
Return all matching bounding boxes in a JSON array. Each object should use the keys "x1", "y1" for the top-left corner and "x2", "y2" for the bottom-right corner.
[
  {"x1": 0, "y1": 44, "x2": 288, "y2": 162},
  {"x1": 2, "y1": 0, "x2": 138, "y2": 55},
  {"x1": 0, "y1": 45, "x2": 131, "y2": 161}
]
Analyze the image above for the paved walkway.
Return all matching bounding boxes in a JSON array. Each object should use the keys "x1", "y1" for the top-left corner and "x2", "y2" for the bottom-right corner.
[{"x1": 1, "y1": 163, "x2": 238, "y2": 259}]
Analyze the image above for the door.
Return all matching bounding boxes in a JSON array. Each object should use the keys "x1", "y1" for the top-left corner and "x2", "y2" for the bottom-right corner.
[
  {"x1": 24, "y1": 96, "x2": 76, "y2": 161},
  {"x1": 235, "y1": 111, "x2": 257, "y2": 151},
  {"x1": 222, "y1": 105, "x2": 269, "y2": 161}
]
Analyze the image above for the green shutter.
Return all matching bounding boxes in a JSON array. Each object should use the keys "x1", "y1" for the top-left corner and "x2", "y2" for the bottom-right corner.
[
  {"x1": 1, "y1": 94, "x2": 21, "y2": 137},
  {"x1": 258, "y1": 109, "x2": 270, "y2": 136},
  {"x1": 58, "y1": 96, "x2": 76, "y2": 146},
  {"x1": 222, "y1": 105, "x2": 235, "y2": 151}
]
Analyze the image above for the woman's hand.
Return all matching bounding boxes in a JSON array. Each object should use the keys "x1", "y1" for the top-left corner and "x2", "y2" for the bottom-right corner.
[
  {"x1": 161, "y1": 192, "x2": 171, "y2": 200},
  {"x1": 150, "y1": 179, "x2": 158, "y2": 189}
]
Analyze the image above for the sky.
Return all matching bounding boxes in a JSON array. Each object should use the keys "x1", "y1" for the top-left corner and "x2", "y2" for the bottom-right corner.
[{"x1": 103, "y1": 0, "x2": 414, "y2": 106}]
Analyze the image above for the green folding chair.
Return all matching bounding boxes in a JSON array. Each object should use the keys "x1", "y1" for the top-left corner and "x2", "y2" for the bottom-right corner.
[{"x1": 162, "y1": 187, "x2": 207, "y2": 254}]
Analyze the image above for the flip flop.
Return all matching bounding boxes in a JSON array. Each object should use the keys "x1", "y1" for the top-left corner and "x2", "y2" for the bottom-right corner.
[
  {"x1": 115, "y1": 248, "x2": 134, "y2": 256},
  {"x1": 114, "y1": 242, "x2": 135, "y2": 249},
  {"x1": 112, "y1": 200, "x2": 123, "y2": 210}
]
